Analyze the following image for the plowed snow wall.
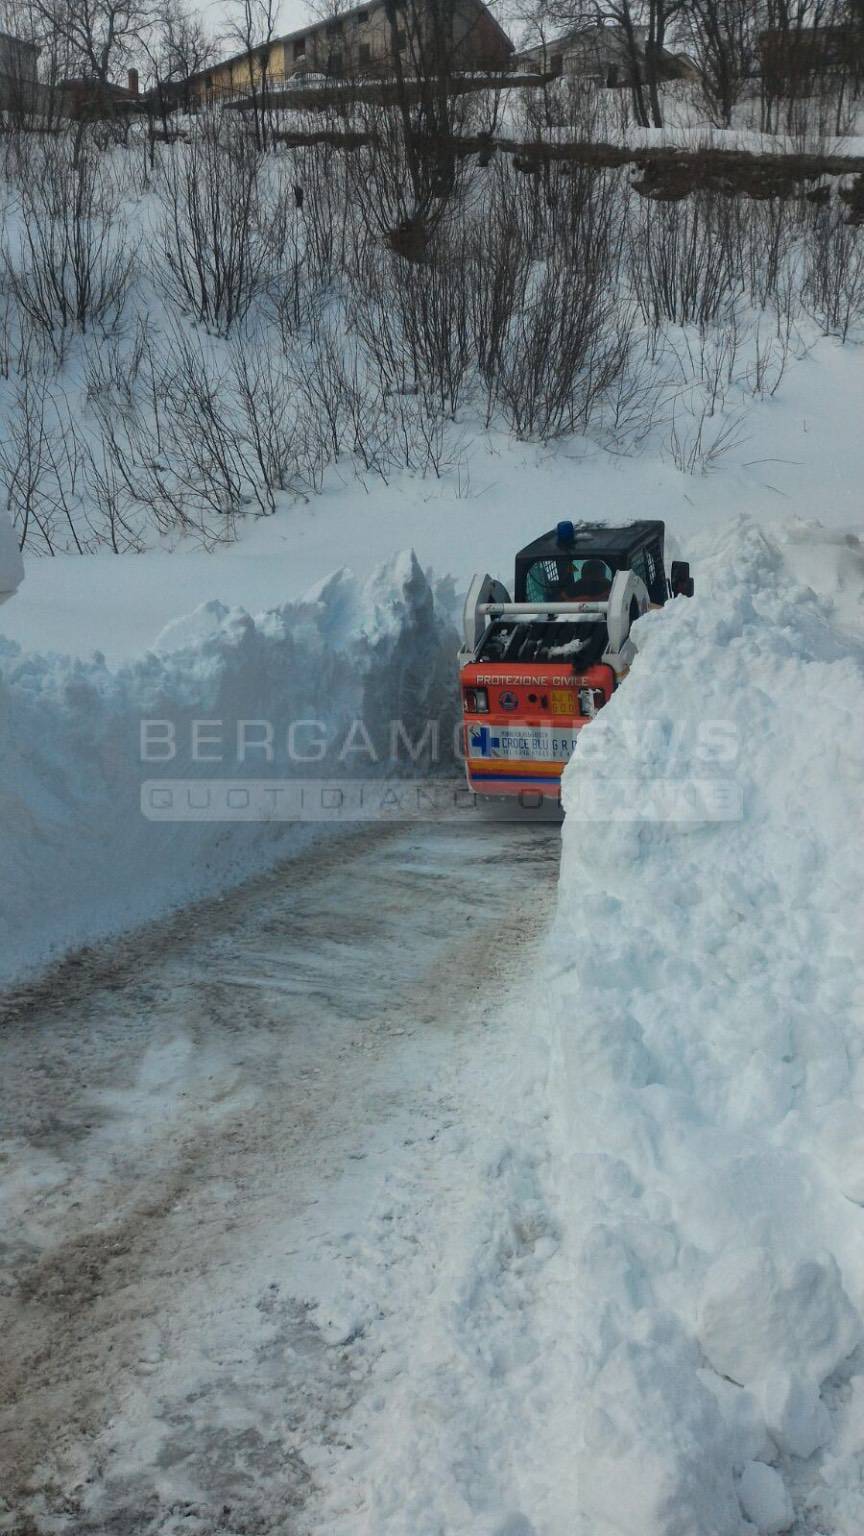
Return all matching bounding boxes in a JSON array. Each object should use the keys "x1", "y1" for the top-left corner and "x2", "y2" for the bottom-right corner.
[
  {"x1": 0, "y1": 552, "x2": 458, "y2": 988},
  {"x1": 549, "y1": 517, "x2": 864, "y2": 1536}
]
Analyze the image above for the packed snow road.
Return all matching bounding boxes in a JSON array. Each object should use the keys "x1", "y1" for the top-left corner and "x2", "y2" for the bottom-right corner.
[{"x1": 0, "y1": 819, "x2": 562, "y2": 1536}]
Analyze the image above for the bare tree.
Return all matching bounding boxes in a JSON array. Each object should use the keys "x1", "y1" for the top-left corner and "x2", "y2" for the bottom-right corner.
[
  {"x1": 330, "y1": 0, "x2": 486, "y2": 258},
  {"x1": 141, "y1": 0, "x2": 218, "y2": 144},
  {"x1": 26, "y1": 0, "x2": 155, "y2": 90},
  {"x1": 522, "y1": 0, "x2": 687, "y2": 127},
  {"x1": 224, "y1": 0, "x2": 280, "y2": 149},
  {"x1": 505, "y1": 0, "x2": 567, "y2": 128},
  {"x1": 680, "y1": 0, "x2": 758, "y2": 125},
  {"x1": 758, "y1": 0, "x2": 848, "y2": 131}
]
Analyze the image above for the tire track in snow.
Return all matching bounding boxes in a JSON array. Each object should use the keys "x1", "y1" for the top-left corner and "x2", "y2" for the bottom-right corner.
[{"x1": 0, "y1": 818, "x2": 561, "y2": 1535}]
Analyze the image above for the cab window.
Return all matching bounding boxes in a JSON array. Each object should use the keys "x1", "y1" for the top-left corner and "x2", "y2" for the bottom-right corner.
[
  {"x1": 631, "y1": 542, "x2": 665, "y2": 604},
  {"x1": 525, "y1": 557, "x2": 615, "y2": 602}
]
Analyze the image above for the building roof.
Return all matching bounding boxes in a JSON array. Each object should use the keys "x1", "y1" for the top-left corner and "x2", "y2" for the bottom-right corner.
[
  {"x1": 0, "y1": 28, "x2": 40, "y2": 52},
  {"x1": 190, "y1": 0, "x2": 512, "y2": 82},
  {"x1": 516, "y1": 21, "x2": 649, "y2": 60},
  {"x1": 59, "y1": 76, "x2": 138, "y2": 98}
]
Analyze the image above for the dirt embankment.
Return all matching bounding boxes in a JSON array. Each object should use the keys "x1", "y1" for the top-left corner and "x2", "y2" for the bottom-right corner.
[{"x1": 265, "y1": 124, "x2": 864, "y2": 219}]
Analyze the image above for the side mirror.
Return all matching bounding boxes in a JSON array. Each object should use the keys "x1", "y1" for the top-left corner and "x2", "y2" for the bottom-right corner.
[{"x1": 670, "y1": 560, "x2": 694, "y2": 598}]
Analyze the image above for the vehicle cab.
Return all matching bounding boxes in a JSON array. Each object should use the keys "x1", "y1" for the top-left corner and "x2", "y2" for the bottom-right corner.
[{"x1": 458, "y1": 520, "x2": 692, "y2": 799}]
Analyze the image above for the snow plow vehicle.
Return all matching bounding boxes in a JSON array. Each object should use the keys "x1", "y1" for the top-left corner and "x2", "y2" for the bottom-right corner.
[{"x1": 459, "y1": 520, "x2": 693, "y2": 799}]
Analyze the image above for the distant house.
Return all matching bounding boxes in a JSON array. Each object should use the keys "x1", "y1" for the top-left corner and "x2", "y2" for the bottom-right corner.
[
  {"x1": 759, "y1": 25, "x2": 861, "y2": 94},
  {"x1": 516, "y1": 24, "x2": 698, "y2": 87},
  {"x1": 0, "y1": 29, "x2": 40, "y2": 111},
  {"x1": 187, "y1": 0, "x2": 513, "y2": 104},
  {"x1": 57, "y1": 70, "x2": 142, "y2": 120}
]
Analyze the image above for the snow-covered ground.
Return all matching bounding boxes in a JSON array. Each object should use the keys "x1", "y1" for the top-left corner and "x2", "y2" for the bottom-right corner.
[
  {"x1": 165, "y1": 79, "x2": 864, "y2": 159},
  {"x1": 2, "y1": 510, "x2": 863, "y2": 1536},
  {"x1": 2, "y1": 117, "x2": 864, "y2": 1534},
  {"x1": 510, "y1": 80, "x2": 864, "y2": 157},
  {"x1": 0, "y1": 819, "x2": 563, "y2": 1535}
]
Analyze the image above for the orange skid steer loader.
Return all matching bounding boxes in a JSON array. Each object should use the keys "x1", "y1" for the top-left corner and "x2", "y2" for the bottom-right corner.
[{"x1": 458, "y1": 520, "x2": 693, "y2": 799}]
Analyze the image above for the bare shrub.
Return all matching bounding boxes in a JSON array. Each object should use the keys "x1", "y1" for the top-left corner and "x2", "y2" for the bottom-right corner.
[
  {"x1": 348, "y1": 252, "x2": 417, "y2": 401},
  {"x1": 82, "y1": 327, "x2": 247, "y2": 544},
  {"x1": 0, "y1": 362, "x2": 57, "y2": 552},
  {"x1": 285, "y1": 132, "x2": 359, "y2": 289},
  {"x1": 494, "y1": 254, "x2": 632, "y2": 439},
  {"x1": 743, "y1": 197, "x2": 799, "y2": 313},
  {"x1": 661, "y1": 314, "x2": 744, "y2": 409},
  {"x1": 80, "y1": 436, "x2": 147, "y2": 553},
  {"x1": 466, "y1": 166, "x2": 532, "y2": 425},
  {"x1": 491, "y1": 168, "x2": 632, "y2": 439},
  {"x1": 229, "y1": 340, "x2": 331, "y2": 510},
  {"x1": 666, "y1": 393, "x2": 748, "y2": 475},
  {"x1": 3, "y1": 131, "x2": 132, "y2": 359},
  {"x1": 391, "y1": 230, "x2": 474, "y2": 417},
  {"x1": 156, "y1": 327, "x2": 249, "y2": 526},
  {"x1": 0, "y1": 351, "x2": 92, "y2": 554},
  {"x1": 803, "y1": 207, "x2": 864, "y2": 341},
  {"x1": 154, "y1": 115, "x2": 273, "y2": 333},
  {"x1": 629, "y1": 193, "x2": 745, "y2": 329}
]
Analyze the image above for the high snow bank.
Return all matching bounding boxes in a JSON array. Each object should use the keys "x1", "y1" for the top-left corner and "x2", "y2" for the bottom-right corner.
[
  {"x1": 549, "y1": 517, "x2": 864, "y2": 1536},
  {"x1": 0, "y1": 552, "x2": 457, "y2": 989}
]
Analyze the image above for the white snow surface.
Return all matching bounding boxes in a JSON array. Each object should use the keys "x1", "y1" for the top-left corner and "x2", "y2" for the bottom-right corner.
[
  {"x1": 1, "y1": 314, "x2": 863, "y2": 1533},
  {"x1": 0, "y1": 550, "x2": 457, "y2": 988},
  {"x1": 739, "y1": 1461, "x2": 794, "y2": 1534},
  {"x1": 97, "y1": 513, "x2": 860, "y2": 1536},
  {"x1": 541, "y1": 515, "x2": 864, "y2": 1535}
]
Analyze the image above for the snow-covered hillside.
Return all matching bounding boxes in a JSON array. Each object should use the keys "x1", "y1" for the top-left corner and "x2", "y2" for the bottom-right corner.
[{"x1": 2, "y1": 323, "x2": 862, "y2": 661}]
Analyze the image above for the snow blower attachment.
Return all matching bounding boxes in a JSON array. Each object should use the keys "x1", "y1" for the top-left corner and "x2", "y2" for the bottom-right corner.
[{"x1": 459, "y1": 520, "x2": 692, "y2": 798}]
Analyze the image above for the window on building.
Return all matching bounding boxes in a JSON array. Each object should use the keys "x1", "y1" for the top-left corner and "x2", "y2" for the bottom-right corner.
[
  {"x1": 294, "y1": 36, "x2": 306, "y2": 57},
  {"x1": 359, "y1": 40, "x2": 371, "y2": 63},
  {"x1": 327, "y1": 47, "x2": 343, "y2": 72},
  {"x1": 326, "y1": 17, "x2": 343, "y2": 32},
  {"x1": 356, "y1": 8, "x2": 369, "y2": 20},
  {"x1": 396, "y1": 27, "x2": 406, "y2": 49}
]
